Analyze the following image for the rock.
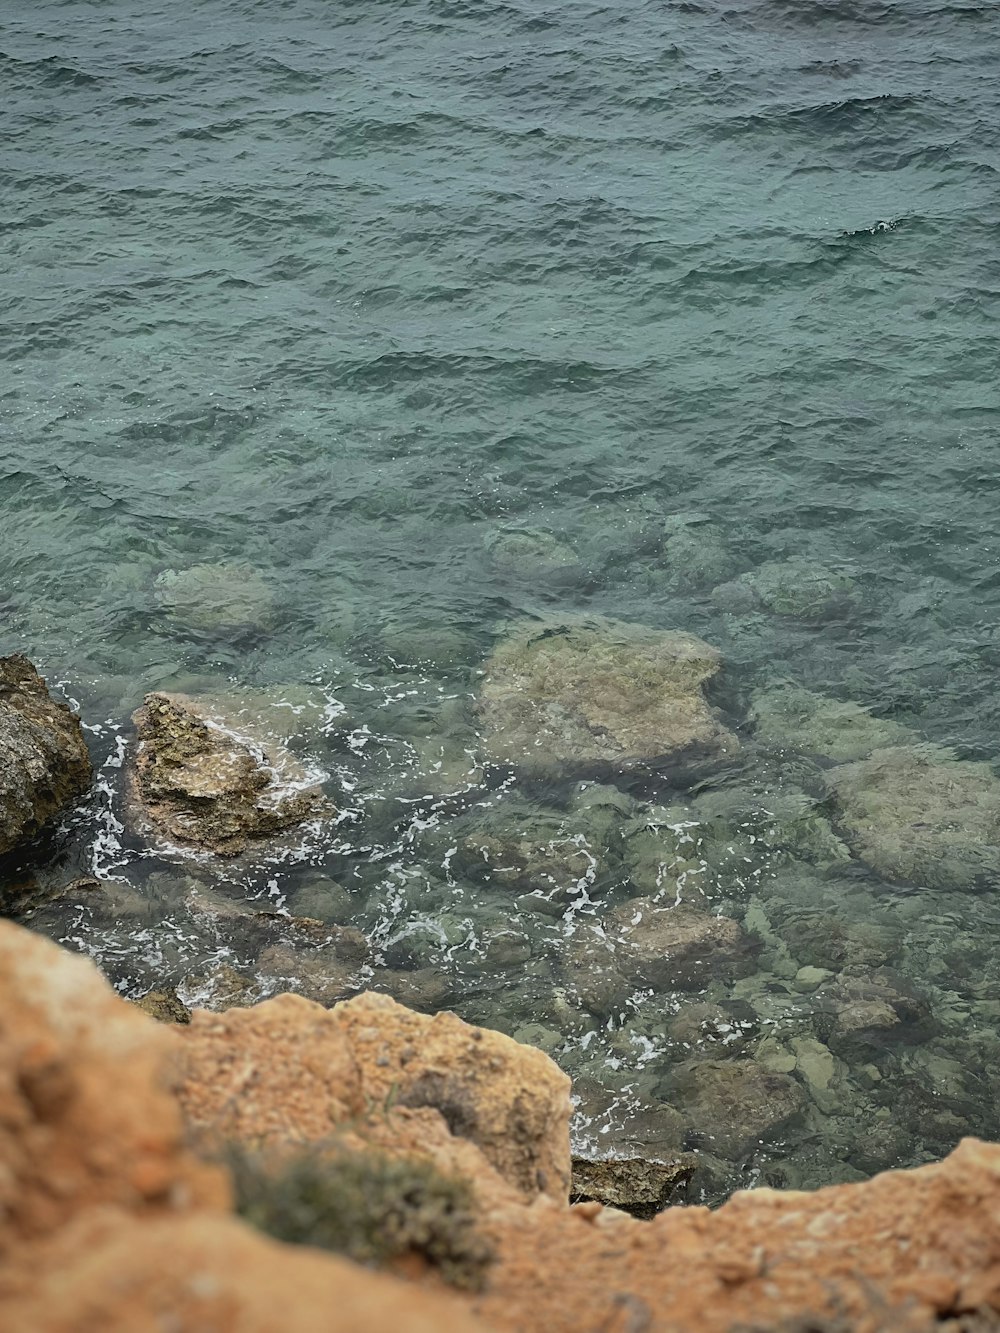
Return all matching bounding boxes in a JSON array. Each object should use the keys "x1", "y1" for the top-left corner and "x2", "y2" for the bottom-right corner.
[
  {"x1": 561, "y1": 930, "x2": 632, "y2": 1018},
  {"x1": 179, "y1": 962, "x2": 258, "y2": 1011},
  {"x1": 793, "y1": 965, "x2": 834, "y2": 992},
  {"x1": 732, "y1": 559, "x2": 856, "y2": 620},
  {"x1": 662, "y1": 1058, "x2": 808, "y2": 1159},
  {"x1": 454, "y1": 801, "x2": 618, "y2": 904},
  {"x1": 0, "y1": 919, "x2": 226, "y2": 1250},
  {"x1": 484, "y1": 528, "x2": 584, "y2": 587},
  {"x1": 129, "y1": 692, "x2": 334, "y2": 856},
  {"x1": 132, "y1": 988, "x2": 192, "y2": 1024},
  {"x1": 155, "y1": 561, "x2": 275, "y2": 637},
  {"x1": 816, "y1": 971, "x2": 934, "y2": 1060},
  {"x1": 477, "y1": 616, "x2": 738, "y2": 779},
  {"x1": 0, "y1": 654, "x2": 92, "y2": 855},
  {"x1": 605, "y1": 898, "x2": 759, "y2": 992},
  {"x1": 660, "y1": 515, "x2": 736, "y2": 590},
  {"x1": 570, "y1": 1155, "x2": 695, "y2": 1218},
  {"x1": 750, "y1": 682, "x2": 913, "y2": 762},
  {"x1": 256, "y1": 944, "x2": 362, "y2": 1007},
  {"x1": 288, "y1": 878, "x2": 355, "y2": 924},
  {"x1": 825, "y1": 744, "x2": 1000, "y2": 891},
  {"x1": 177, "y1": 992, "x2": 572, "y2": 1203}
]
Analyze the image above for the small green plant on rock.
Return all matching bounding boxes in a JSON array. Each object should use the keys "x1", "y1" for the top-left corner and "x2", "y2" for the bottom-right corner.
[{"x1": 228, "y1": 1143, "x2": 494, "y2": 1291}]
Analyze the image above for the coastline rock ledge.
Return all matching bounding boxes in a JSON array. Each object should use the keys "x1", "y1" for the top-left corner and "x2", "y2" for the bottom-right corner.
[{"x1": 5, "y1": 919, "x2": 1000, "y2": 1332}]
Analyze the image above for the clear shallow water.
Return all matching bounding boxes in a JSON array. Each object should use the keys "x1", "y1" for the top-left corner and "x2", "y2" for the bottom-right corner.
[{"x1": 3, "y1": 0, "x2": 1000, "y2": 1199}]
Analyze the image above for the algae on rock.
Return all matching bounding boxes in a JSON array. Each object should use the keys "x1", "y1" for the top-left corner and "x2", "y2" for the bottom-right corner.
[
  {"x1": 750, "y1": 682, "x2": 913, "y2": 762},
  {"x1": 477, "y1": 615, "x2": 738, "y2": 779},
  {"x1": 825, "y1": 744, "x2": 1000, "y2": 891}
]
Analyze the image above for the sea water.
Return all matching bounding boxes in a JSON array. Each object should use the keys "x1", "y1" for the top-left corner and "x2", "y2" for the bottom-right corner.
[{"x1": 3, "y1": 0, "x2": 1000, "y2": 1199}]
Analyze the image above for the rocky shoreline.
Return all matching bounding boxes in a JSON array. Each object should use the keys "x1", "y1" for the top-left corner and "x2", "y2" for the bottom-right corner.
[
  {"x1": 3, "y1": 919, "x2": 1000, "y2": 1332},
  {"x1": 5, "y1": 635, "x2": 1000, "y2": 1325}
]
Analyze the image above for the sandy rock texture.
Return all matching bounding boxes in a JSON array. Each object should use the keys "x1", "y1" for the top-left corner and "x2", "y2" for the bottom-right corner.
[
  {"x1": 477, "y1": 615, "x2": 738, "y2": 779},
  {"x1": 129, "y1": 691, "x2": 334, "y2": 856},
  {"x1": 0, "y1": 920, "x2": 487, "y2": 1333},
  {"x1": 176, "y1": 990, "x2": 573, "y2": 1202},
  {"x1": 0, "y1": 654, "x2": 92, "y2": 855}
]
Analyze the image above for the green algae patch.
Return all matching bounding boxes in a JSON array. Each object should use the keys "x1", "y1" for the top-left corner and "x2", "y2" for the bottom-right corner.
[
  {"x1": 750, "y1": 683, "x2": 914, "y2": 762},
  {"x1": 229, "y1": 1145, "x2": 495, "y2": 1290}
]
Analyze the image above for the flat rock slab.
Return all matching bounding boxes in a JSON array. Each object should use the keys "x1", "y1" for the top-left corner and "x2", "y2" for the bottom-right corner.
[
  {"x1": 477, "y1": 615, "x2": 738, "y2": 779},
  {"x1": 0, "y1": 654, "x2": 92, "y2": 855},
  {"x1": 130, "y1": 692, "x2": 334, "y2": 857},
  {"x1": 825, "y1": 743, "x2": 1000, "y2": 891}
]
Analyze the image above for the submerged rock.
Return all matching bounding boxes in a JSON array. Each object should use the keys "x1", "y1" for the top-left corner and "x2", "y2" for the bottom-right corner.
[
  {"x1": 660, "y1": 514, "x2": 736, "y2": 591},
  {"x1": 484, "y1": 528, "x2": 584, "y2": 587},
  {"x1": 0, "y1": 654, "x2": 93, "y2": 856},
  {"x1": 570, "y1": 1155, "x2": 695, "y2": 1218},
  {"x1": 605, "y1": 897, "x2": 759, "y2": 992},
  {"x1": 129, "y1": 692, "x2": 334, "y2": 857},
  {"x1": 720, "y1": 559, "x2": 855, "y2": 621},
  {"x1": 750, "y1": 682, "x2": 913, "y2": 762},
  {"x1": 155, "y1": 561, "x2": 275, "y2": 637},
  {"x1": 662, "y1": 1058, "x2": 808, "y2": 1159},
  {"x1": 477, "y1": 615, "x2": 737, "y2": 779},
  {"x1": 825, "y1": 744, "x2": 1000, "y2": 890}
]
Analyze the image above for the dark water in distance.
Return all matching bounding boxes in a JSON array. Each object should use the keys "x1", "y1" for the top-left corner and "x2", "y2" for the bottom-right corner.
[{"x1": 3, "y1": 0, "x2": 1000, "y2": 1199}]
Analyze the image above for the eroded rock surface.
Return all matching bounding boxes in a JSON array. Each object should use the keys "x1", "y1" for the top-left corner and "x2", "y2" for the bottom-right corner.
[
  {"x1": 130, "y1": 692, "x2": 334, "y2": 856},
  {"x1": 177, "y1": 991, "x2": 573, "y2": 1203},
  {"x1": 0, "y1": 654, "x2": 92, "y2": 856},
  {"x1": 477, "y1": 615, "x2": 738, "y2": 778}
]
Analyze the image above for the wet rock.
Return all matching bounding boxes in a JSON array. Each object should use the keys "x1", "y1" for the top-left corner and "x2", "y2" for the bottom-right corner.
[
  {"x1": 132, "y1": 988, "x2": 191, "y2": 1024},
  {"x1": 605, "y1": 897, "x2": 759, "y2": 993},
  {"x1": 662, "y1": 1058, "x2": 808, "y2": 1159},
  {"x1": 51, "y1": 874, "x2": 157, "y2": 922},
  {"x1": 731, "y1": 559, "x2": 856, "y2": 621},
  {"x1": 816, "y1": 971, "x2": 935, "y2": 1061},
  {"x1": 370, "y1": 967, "x2": 453, "y2": 1013},
  {"x1": 0, "y1": 654, "x2": 93, "y2": 856},
  {"x1": 179, "y1": 962, "x2": 258, "y2": 1011},
  {"x1": 825, "y1": 744, "x2": 1000, "y2": 891},
  {"x1": 484, "y1": 527, "x2": 584, "y2": 587},
  {"x1": 660, "y1": 514, "x2": 736, "y2": 591},
  {"x1": 129, "y1": 691, "x2": 334, "y2": 856},
  {"x1": 750, "y1": 682, "x2": 913, "y2": 762},
  {"x1": 289, "y1": 877, "x2": 355, "y2": 925},
  {"x1": 570, "y1": 1155, "x2": 695, "y2": 1218},
  {"x1": 154, "y1": 561, "x2": 275, "y2": 637},
  {"x1": 455, "y1": 801, "x2": 618, "y2": 904},
  {"x1": 256, "y1": 944, "x2": 361, "y2": 1008},
  {"x1": 664, "y1": 1000, "x2": 759, "y2": 1054},
  {"x1": 478, "y1": 615, "x2": 738, "y2": 779},
  {"x1": 562, "y1": 931, "x2": 633, "y2": 1018}
]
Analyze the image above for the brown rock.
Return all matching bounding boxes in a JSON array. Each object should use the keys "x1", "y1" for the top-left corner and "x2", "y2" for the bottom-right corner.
[
  {"x1": 477, "y1": 615, "x2": 738, "y2": 778},
  {"x1": 605, "y1": 897, "x2": 759, "y2": 992},
  {"x1": 177, "y1": 991, "x2": 573, "y2": 1203},
  {"x1": 661, "y1": 1058, "x2": 807, "y2": 1160},
  {"x1": 132, "y1": 989, "x2": 191, "y2": 1024},
  {"x1": 129, "y1": 692, "x2": 333, "y2": 857},
  {"x1": 0, "y1": 921, "x2": 225, "y2": 1251},
  {"x1": 0, "y1": 654, "x2": 93, "y2": 855},
  {"x1": 570, "y1": 1155, "x2": 696, "y2": 1218}
]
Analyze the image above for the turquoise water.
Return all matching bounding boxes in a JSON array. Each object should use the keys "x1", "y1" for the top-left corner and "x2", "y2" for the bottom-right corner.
[{"x1": 4, "y1": 0, "x2": 1000, "y2": 1198}]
